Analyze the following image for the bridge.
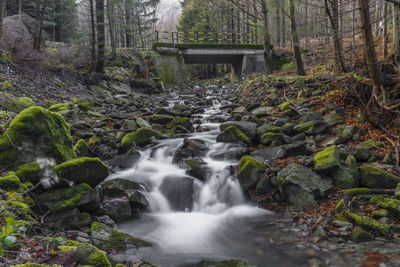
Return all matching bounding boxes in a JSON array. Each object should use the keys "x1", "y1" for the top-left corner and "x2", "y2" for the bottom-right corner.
[{"x1": 152, "y1": 31, "x2": 266, "y2": 82}]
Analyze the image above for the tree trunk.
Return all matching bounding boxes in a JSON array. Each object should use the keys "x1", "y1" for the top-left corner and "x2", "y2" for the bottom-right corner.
[
  {"x1": 281, "y1": 1, "x2": 286, "y2": 47},
  {"x1": 358, "y1": 0, "x2": 382, "y2": 87},
  {"x1": 106, "y1": 0, "x2": 116, "y2": 58},
  {"x1": 289, "y1": 0, "x2": 306, "y2": 76},
  {"x1": 383, "y1": 2, "x2": 389, "y2": 59},
  {"x1": 394, "y1": 3, "x2": 400, "y2": 61},
  {"x1": 90, "y1": 0, "x2": 96, "y2": 70},
  {"x1": 0, "y1": 0, "x2": 3, "y2": 41},
  {"x1": 96, "y1": 0, "x2": 105, "y2": 73},
  {"x1": 125, "y1": 0, "x2": 131, "y2": 47},
  {"x1": 261, "y1": 0, "x2": 273, "y2": 74},
  {"x1": 276, "y1": 3, "x2": 281, "y2": 46},
  {"x1": 325, "y1": 0, "x2": 347, "y2": 72}
]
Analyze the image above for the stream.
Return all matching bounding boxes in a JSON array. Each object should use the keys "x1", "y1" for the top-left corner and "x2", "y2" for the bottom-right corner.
[{"x1": 108, "y1": 87, "x2": 310, "y2": 266}]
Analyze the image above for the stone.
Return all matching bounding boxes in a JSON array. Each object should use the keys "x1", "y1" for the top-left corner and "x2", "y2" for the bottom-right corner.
[
  {"x1": 181, "y1": 158, "x2": 210, "y2": 181},
  {"x1": 168, "y1": 117, "x2": 194, "y2": 132},
  {"x1": 150, "y1": 114, "x2": 174, "y2": 125},
  {"x1": 293, "y1": 120, "x2": 329, "y2": 135},
  {"x1": 73, "y1": 139, "x2": 89, "y2": 157},
  {"x1": 101, "y1": 178, "x2": 141, "y2": 198},
  {"x1": 160, "y1": 176, "x2": 194, "y2": 211},
  {"x1": 355, "y1": 148, "x2": 371, "y2": 162},
  {"x1": 278, "y1": 142, "x2": 312, "y2": 158},
  {"x1": 37, "y1": 183, "x2": 100, "y2": 213},
  {"x1": 54, "y1": 157, "x2": 109, "y2": 188},
  {"x1": 232, "y1": 106, "x2": 247, "y2": 114},
  {"x1": 237, "y1": 155, "x2": 265, "y2": 191},
  {"x1": 250, "y1": 147, "x2": 280, "y2": 162},
  {"x1": 372, "y1": 209, "x2": 390, "y2": 219},
  {"x1": 220, "y1": 121, "x2": 257, "y2": 140},
  {"x1": 278, "y1": 102, "x2": 291, "y2": 111},
  {"x1": 256, "y1": 176, "x2": 272, "y2": 195},
  {"x1": 356, "y1": 139, "x2": 383, "y2": 150},
  {"x1": 122, "y1": 119, "x2": 138, "y2": 131},
  {"x1": 360, "y1": 164, "x2": 400, "y2": 189},
  {"x1": 121, "y1": 127, "x2": 162, "y2": 149},
  {"x1": 0, "y1": 106, "x2": 76, "y2": 169},
  {"x1": 324, "y1": 113, "x2": 344, "y2": 127},
  {"x1": 314, "y1": 146, "x2": 340, "y2": 173},
  {"x1": 251, "y1": 106, "x2": 274, "y2": 117},
  {"x1": 332, "y1": 165, "x2": 357, "y2": 188},
  {"x1": 351, "y1": 227, "x2": 372, "y2": 242},
  {"x1": 136, "y1": 117, "x2": 151, "y2": 128},
  {"x1": 216, "y1": 125, "x2": 251, "y2": 146},
  {"x1": 0, "y1": 172, "x2": 21, "y2": 191},
  {"x1": 106, "y1": 152, "x2": 141, "y2": 170},
  {"x1": 127, "y1": 189, "x2": 149, "y2": 211},
  {"x1": 277, "y1": 164, "x2": 333, "y2": 209},
  {"x1": 257, "y1": 124, "x2": 281, "y2": 137},
  {"x1": 103, "y1": 198, "x2": 132, "y2": 222},
  {"x1": 321, "y1": 136, "x2": 347, "y2": 147},
  {"x1": 300, "y1": 112, "x2": 322, "y2": 122},
  {"x1": 0, "y1": 92, "x2": 35, "y2": 113},
  {"x1": 76, "y1": 245, "x2": 111, "y2": 267},
  {"x1": 16, "y1": 162, "x2": 41, "y2": 184},
  {"x1": 260, "y1": 132, "x2": 284, "y2": 146},
  {"x1": 173, "y1": 138, "x2": 208, "y2": 163}
]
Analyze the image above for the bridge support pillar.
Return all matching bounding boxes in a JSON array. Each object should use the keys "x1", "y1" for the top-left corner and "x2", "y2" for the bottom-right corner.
[{"x1": 231, "y1": 60, "x2": 243, "y2": 82}]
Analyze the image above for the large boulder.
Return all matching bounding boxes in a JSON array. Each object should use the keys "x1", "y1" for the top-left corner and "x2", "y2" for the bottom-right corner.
[
  {"x1": 160, "y1": 176, "x2": 194, "y2": 211},
  {"x1": 173, "y1": 138, "x2": 208, "y2": 163},
  {"x1": 237, "y1": 156, "x2": 265, "y2": 191},
  {"x1": 314, "y1": 145, "x2": 340, "y2": 173},
  {"x1": 37, "y1": 183, "x2": 100, "y2": 213},
  {"x1": 54, "y1": 157, "x2": 109, "y2": 188},
  {"x1": 101, "y1": 178, "x2": 141, "y2": 197},
  {"x1": 216, "y1": 125, "x2": 251, "y2": 146},
  {"x1": 0, "y1": 93, "x2": 35, "y2": 113},
  {"x1": 360, "y1": 164, "x2": 400, "y2": 189},
  {"x1": 121, "y1": 127, "x2": 162, "y2": 150},
  {"x1": 103, "y1": 198, "x2": 132, "y2": 222},
  {"x1": 0, "y1": 106, "x2": 76, "y2": 169},
  {"x1": 76, "y1": 245, "x2": 111, "y2": 267},
  {"x1": 220, "y1": 121, "x2": 257, "y2": 141},
  {"x1": 277, "y1": 164, "x2": 333, "y2": 209}
]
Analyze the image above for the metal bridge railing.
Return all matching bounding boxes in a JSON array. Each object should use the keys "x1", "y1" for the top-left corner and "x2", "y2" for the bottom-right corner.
[{"x1": 155, "y1": 31, "x2": 259, "y2": 45}]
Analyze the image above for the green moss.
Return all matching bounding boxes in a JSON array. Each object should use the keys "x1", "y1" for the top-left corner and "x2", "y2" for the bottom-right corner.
[
  {"x1": 54, "y1": 157, "x2": 109, "y2": 188},
  {"x1": 0, "y1": 92, "x2": 35, "y2": 112},
  {"x1": 168, "y1": 117, "x2": 192, "y2": 130},
  {"x1": 370, "y1": 196, "x2": 400, "y2": 218},
  {"x1": 360, "y1": 164, "x2": 400, "y2": 189},
  {"x1": 351, "y1": 227, "x2": 372, "y2": 242},
  {"x1": 16, "y1": 162, "x2": 41, "y2": 183},
  {"x1": 335, "y1": 199, "x2": 345, "y2": 213},
  {"x1": 73, "y1": 139, "x2": 89, "y2": 157},
  {"x1": 77, "y1": 99, "x2": 93, "y2": 111},
  {"x1": 121, "y1": 127, "x2": 162, "y2": 149},
  {"x1": 333, "y1": 214, "x2": 349, "y2": 222},
  {"x1": 0, "y1": 106, "x2": 76, "y2": 169},
  {"x1": 88, "y1": 136, "x2": 102, "y2": 146},
  {"x1": 238, "y1": 155, "x2": 264, "y2": 177},
  {"x1": 219, "y1": 125, "x2": 251, "y2": 145},
  {"x1": 76, "y1": 244, "x2": 112, "y2": 267},
  {"x1": 173, "y1": 104, "x2": 189, "y2": 110},
  {"x1": 38, "y1": 183, "x2": 95, "y2": 212},
  {"x1": 278, "y1": 101, "x2": 291, "y2": 111},
  {"x1": 345, "y1": 211, "x2": 390, "y2": 236},
  {"x1": 314, "y1": 145, "x2": 340, "y2": 173},
  {"x1": 150, "y1": 114, "x2": 174, "y2": 124},
  {"x1": 0, "y1": 172, "x2": 21, "y2": 191},
  {"x1": 49, "y1": 103, "x2": 70, "y2": 112},
  {"x1": 260, "y1": 132, "x2": 284, "y2": 146},
  {"x1": 343, "y1": 188, "x2": 371, "y2": 197},
  {"x1": 357, "y1": 139, "x2": 383, "y2": 150}
]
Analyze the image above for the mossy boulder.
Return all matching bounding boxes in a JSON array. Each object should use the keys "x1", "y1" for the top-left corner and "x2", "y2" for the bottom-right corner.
[
  {"x1": 49, "y1": 103, "x2": 70, "y2": 112},
  {"x1": 150, "y1": 114, "x2": 174, "y2": 125},
  {"x1": 251, "y1": 106, "x2": 274, "y2": 117},
  {"x1": 356, "y1": 139, "x2": 383, "y2": 151},
  {"x1": 351, "y1": 227, "x2": 372, "y2": 242},
  {"x1": 0, "y1": 92, "x2": 35, "y2": 113},
  {"x1": 54, "y1": 157, "x2": 109, "y2": 188},
  {"x1": 278, "y1": 101, "x2": 291, "y2": 111},
  {"x1": 90, "y1": 222, "x2": 151, "y2": 251},
  {"x1": 168, "y1": 117, "x2": 193, "y2": 131},
  {"x1": 237, "y1": 155, "x2": 265, "y2": 191},
  {"x1": 0, "y1": 106, "x2": 76, "y2": 169},
  {"x1": 0, "y1": 172, "x2": 21, "y2": 191},
  {"x1": 76, "y1": 244, "x2": 111, "y2": 267},
  {"x1": 277, "y1": 164, "x2": 333, "y2": 209},
  {"x1": 182, "y1": 158, "x2": 209, "y2": 181},
  {"x1": 121, "y1": 127, "x2": 162, "y2": 149},
  {"x1": 101, "y1": 178, "x2": 141, "y2": 198},
  {"x1": 37, "y1": 183, "x2": 99, "y2": 213},
  {"x1": 314, "y1": 145, "x2": 340, "y2": 173},
  {"x1": 220, "y1": 121, "x2": 257, "y2": 140},
  {"x1": 370, "y1": 196, "x2": 400, "y2": 218},
  {"x1": 16, "y1": 162, "x2": 41, "y2": 184},
  {"x1": 332, "y1": 165, "x2": 358, "y2": 188},
  {"x1": 260, "y1": 132, "x2": 284, "y2": 146},
  {"x1": 257, "y1": 124, "x2": 281, "y2": 137},
  {"x1": 76, "y1": 99, "x2": 93, "y2": 111},
  {"x1": 136, "y1": 117, "x2": 151, "y2": 128},
  {"x1": 73, "y1": 139, "x2": 89, "y2": 157},
  {"x1": 360, "y1": 164, "x2": 400, "y2": 189},
  {"x1": 293, "y1": 120, "x2": 329, "y2": 135},
  {"x1": 216, "y1": 125, "x2": 251, "y2": 146}
]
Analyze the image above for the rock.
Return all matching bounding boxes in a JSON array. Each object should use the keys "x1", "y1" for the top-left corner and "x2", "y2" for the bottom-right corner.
[
  {"x1": 351, "y1": 227, "x2": 372, "y2": 242},
  {"x1": 355, "y1": 148, "x2": 371, "y2": 162},
  {"x1": 278, "y1": 141, "x2": 312, "y2": 158},
  {"x1": 168, "y1": 117, "x2": 194, "y2": 132},
  {"x1": 321, "y1": 136, "x2": 347, "y2": 147},
  {"x1": 278, "y1": 102, "x2": 291, "y2": 111},
  {"x1": 0, "y1": 92, "x2": 35, "y2": 113},
  {"x1": 103, "y1": 198, "x2": 132, "y2": 222},
  {"x1": 369, "y1": 196, "x2": 400, "y2": 218},
  {"x1": 237, "y1": 156, "x2": 265, "y2": 191},
  {"x1": 106, "y1": 152, "x2": 141, "y2": 170},
  {"x1": 332, "y1": 220, "x2": 353, "y2": 228},
  {"x1": 341, "y1": 125, "x2": 358, "y2": 139},
  {"x1": 251, "y1": 106, "x2": 274, "y2": 117},
  {"x1": 256, "y1": 176, "x2": 272, "y2": 195},
  {"x1": 293, "y1": 121, "x2": 329, "y2": 135},
  {"x1": 260, "y1": 132, "x2": 284, "y2": 146},
  {"x1": 277, "y1": 164, "x2": 333, "y2": 209},
  {"x1": 150, "y1": 114, "x2": 174, "y2": 125},
  {"x1": 136, "y1": 117, "x2": 151, "y2": 128},
  {"x1": 315, "y1": 225, "x2": 327, "y2": 239},
  {"x1": 49, "y1": 103, "x2": 70, "y2": 112},
  {"x1": 300, "y1": 112, "x2": 322, "y2": 122},
  {"x1": 121, "y1": 127, "x2": 162, "y2": 149},
  {"x1": 314, "y1": 146, "x2": 340, "y2": 173},
  {"x1": 101, "y1": 178, "x2": 141, "y2": 198},
  {"x1": 332, "y1": 165, "x2": 357, "y2": 188},
  {"x1": 54, "y1": 157, "x2": 109, "y2": 188},
  {"x1": 232, "y1": 106, "x2": 247, "y2": 114},
  {"x1": 281, "y1": 123, "x2": 296, "y2": 136},
  {"x1": 220, "y1": 121, "x2": 257, "y2": 140},
  {"x1": 216, "y1": 125, "x2": 251, "y2": 146},
  {"x1": 0, "y1": 106, "x2": 76, "y2": 169},
  {"x1": 73, "y1": 139, "x2": 89, "y2": 157},
  {"x1": 250, "y1": 147, "x2": 280, "y2": 161},
  {"x1": 122, "y1": 119, "x2": 138, "y2": 131},
  {"x1": 324, "y1": 113, "x2": 344, "y2": 127},
  {"x1": 181, "y1": 158, "x2": 210, "y2": 181},
  {"x1": 127, "y1": 189, "x2": 148, "y2": 211},
  {"x1": 372, "y1": 209, "x2": 390, "y2": 219},
  {"x1": 76, "y1": 245, "x2": 111, "y2": 267},
  {"x1": 0, "y1": 172, "x2": 21, "y2": 191},
  {"x1": 210, "y1": 145, "x2": 246, "y2": 160},
  {"x1": 356, "y1": 139, "x2": 383, "y2": 150},
  {"x1": 360, "y1": 164, "x2": 400, "y2": 188},
  {"x1": 37, "y1": 183, "x2": 100, "y2": 213},
  {"x1": 257, "y1": 124, "x2": 281, "y2": 137},
  {"x1": 173, "y1": 138, "x2": 208, "y2": 163},
  {"x1": 159, "y1": 176, "x2": 194, "y2": 211},
  {"x1": 16, "y1": 162, "x2": 41, "y2": 184},
  {"x1": 96, "y1": 215, "x2": 117, "y2": 229}
]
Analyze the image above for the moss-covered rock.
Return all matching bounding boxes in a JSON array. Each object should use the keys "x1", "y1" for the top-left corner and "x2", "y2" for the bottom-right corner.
[
  {"x1": 0, "y1": 106, "x2": 76, "y2": 169},
  {"x1": 37, "y1": 183, "x2": 99, "y2": 213},
  {"x1": 168, "y1": 117, "x2": 193, "y2": 131},
  {"x1": 76, "y1": 99, "x2": 93, "y2": 111},
  {"x1": 351, "y1": 227, "x2": 372, "y2": 242},
  {"x1": 150, "y1": 114, "x2": 174, "y2": 124},
  {"x1": 76, "y1": 244, "x2": 111, "y2": 267},
  {"x1": 314, "y1": 145, "x2": 340, "y2": 173},
  {"x1": 356, "y1": 139, "x2": 383, "y2": 150},
  {"x1": 0, "y1": 92, "x2": 35, "y2": 113},
  {"x1": 257, "y1": 124, "x2": 281, "y2": 137},
  {"x1": 54, "y1": 157, "x2": 109, "y2": 188},
  {"x1": 237, "y1": 155, "x2": 265, "y2": 191},
  {"x1": 73, "y1": 139, "x2": 89, "y2": 157},
  {"x1": 370, "y1": 196, "x2": 400, "y2": 218},
  {"x1": 49, "y1": 103, "x2": 70, "y2": 112},
  {"x1": 88, "y1": 135, "x2": 102, "y2": 146},
  {"x1": 260, "y1": 132, "x2": 284, "y2": 146},
  {"x1": 216, "y1": 125, "x2": 251, "y2": 146},
  {"x1": 360, "y1": 164, "x2": 400, "y2": 189},
  {"x1": 335, "y1": 199, "x2": 345, "y2": 213},
  {"x1": 121, "y1": 127, "x2": 162, "y2": 149},
  {"x1": 293, "y1": 120, "x2": 329, "y2": 135},
  {"x1": 101, "y1": 178, "x2": 141, "y2": 197},
  {"x1": 277, "y1": 164, "x2": 333, "y2": 209},
  {"x1": 346, "y1": 211, "x2": 390, "y2": 236},
  {"x1": 182, "y1": 158, "x2": 209, "y2": 181},
  {"x1": 90, "y1": 222, "x2": 151, "y2": 251},
  {"x1": 278, "y1": 101, "x2": 291, "y2": 111},
  {"x1": 0, "y1": 171, "x2": 20, "y2": 191},
  {"x1": 16, "y1": 162, "x2": 41, "y2": 184},
  {"x1": 332, "y1": 165, "x2": 357, "y2": 188}
]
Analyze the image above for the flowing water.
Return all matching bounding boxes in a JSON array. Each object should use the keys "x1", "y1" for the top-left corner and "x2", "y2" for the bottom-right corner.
[{"x1": 108, "y1": 88, "x2": 308, "y2": 266}]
